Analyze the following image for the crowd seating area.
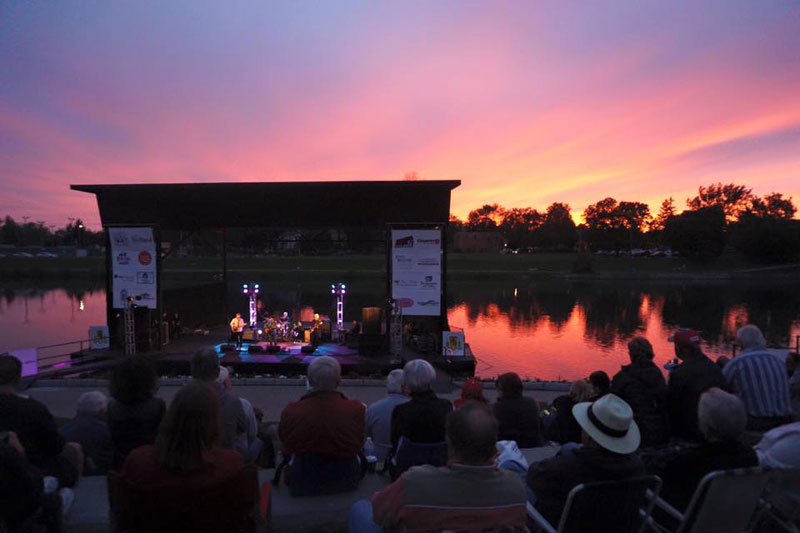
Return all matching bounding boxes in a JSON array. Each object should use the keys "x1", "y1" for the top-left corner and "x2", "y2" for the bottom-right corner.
[{"x1": 1, "y1": 322, "x2": 799, "y2": 532}]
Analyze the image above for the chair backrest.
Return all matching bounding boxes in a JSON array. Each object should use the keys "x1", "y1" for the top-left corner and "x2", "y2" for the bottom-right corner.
[
  {"x1": 393, "y1": 437, "x2": 448, "y2": 479},
  {"x1": 763, "y1": 468, "x2": 800, "y2": 524},
  {"x1": 558, "y1": 475, "x2": 662, "y2": 533},
  {"x1": 109, "y1": 465, "x2": 259, "y2": 533},
  {"x1": 678, "y1": 467, "x2": 768, "y2": 533}
]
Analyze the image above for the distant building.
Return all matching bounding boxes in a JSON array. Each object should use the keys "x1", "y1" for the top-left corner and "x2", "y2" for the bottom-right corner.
[{"x1": 453, "y1": 231, "x2": 504, "y2": 253}]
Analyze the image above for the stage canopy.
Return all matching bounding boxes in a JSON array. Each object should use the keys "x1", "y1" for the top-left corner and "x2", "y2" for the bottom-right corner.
[{"x1": 71, "y1": 180, "x2": 460, "y2": 229}]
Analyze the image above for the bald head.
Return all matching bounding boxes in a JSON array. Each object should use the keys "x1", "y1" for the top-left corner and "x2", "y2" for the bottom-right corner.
[{"x1": 446, "y1": 401, "x2": 498, "y2": 465}]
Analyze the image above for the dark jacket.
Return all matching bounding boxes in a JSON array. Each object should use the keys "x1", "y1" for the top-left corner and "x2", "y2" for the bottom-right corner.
[
  {"x1": 666, "y1": 355, "x2": 724, "y2": 441},
  {"x1": 108, "y1": 396, "x2": 166, "y2": 470},
  {"x1": 0, "y1": 393, "x2": 65, "y2": 468},
  {"x1": 494, "y1": 396, "x2": 543, "y2": 448},
  {"x1": 391, "y1": 390, "x2": 453, "y2": 448},
  {"x1": 612, "y1": 360, "x2": 670, "y2": 447},
  {"x1": 544, "y1": 394, "x2": 582, "y2": 444},
  {"x1": 527, "y1": 446, "x2": 645, "y2": 526},
  {"x1": 648, "y1": 441, "x2": 757, "y2": 511},
  {"x1": 60, "y1": 412, "x2": 113, "y2": 475}
]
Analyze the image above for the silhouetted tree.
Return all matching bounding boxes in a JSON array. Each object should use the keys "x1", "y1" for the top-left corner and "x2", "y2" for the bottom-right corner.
[
  {"x1": 687, "y1": 183, "x2": 753, "y2": 222},
  {"x1": 539, "y1": 203, "x2": 577, "y2": 251},
  {"x1": 664, "y1": 206, "x2": 726, "y2": 259},
  {"x1": 467, "y1": 204, "x2": 504, "y2": 230},
  {"x1": 748, "y1": 193, "x2": 796, "y2": 219},
  {"x1": 732, "y1": 213, "x2": 800, "y2": 264},
  {"x1": 500, "y1": 207, "x2": 544, "y2": 248},
  {"x1": 650, "y1": 197, "x2": 676, "y2": 232}
]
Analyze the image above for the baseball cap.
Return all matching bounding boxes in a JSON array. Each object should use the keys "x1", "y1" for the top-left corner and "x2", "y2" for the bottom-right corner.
[{"x1": 669, "y1": 328, "x2": 702, "y2": 348}]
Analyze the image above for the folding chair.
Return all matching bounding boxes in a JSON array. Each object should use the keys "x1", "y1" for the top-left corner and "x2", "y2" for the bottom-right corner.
[
  {"x1": 647, "y1": 467, "x2": 769, "y2": 533},
  {"x1": 758, "y1": 469, "x2": 800, "y2": 533},
  {"x1": 526, "y1": 475, "x2": 662, "y2": 533}
]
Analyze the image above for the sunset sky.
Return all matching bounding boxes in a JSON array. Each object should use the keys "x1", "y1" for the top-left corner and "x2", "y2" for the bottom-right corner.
[{"x1": 1, "y1": 1, "x2": 799, "y2": 229}]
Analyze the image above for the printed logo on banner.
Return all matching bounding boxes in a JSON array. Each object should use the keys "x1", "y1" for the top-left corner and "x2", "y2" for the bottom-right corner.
[
  {"x1": 417, "y1": 238, "x2": 441, "y2": 245},
  {"x1": 138, "y1": 251, "x2": 152, "y2": 266},
  {"x1": 136, "y1": 272, "x2": 154, "y2": 284},
  {"x1": 417, "y1": 258, "x2": 440, "y2": 266},
  {"x1": 132, "y1": 234, "x2": 154, "y2": 245},
  {"x1": 418, "y1": 300, "x2": 439, "y2": 306},
  {"x1": 117, "y1": 252, "x2": 131, "y2": 265},
  {"x1": 394, "y1": 235, "x2": 414, "y2": 248},
  {"x1": 112, "y1": 233, "x2": 129, "y2": 247},
  {"x1": 396, "y1": 298, "x2": 414, "y2": 308},
  {"x1": 393, "y1": 279, "x2": 418, "y2": 288},
  {"x1": 114, "y1": 273, "x2": 134, "y2": 282}
]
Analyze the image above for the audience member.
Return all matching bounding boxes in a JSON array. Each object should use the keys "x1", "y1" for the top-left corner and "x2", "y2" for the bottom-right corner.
[
  {"x1": 0, "y1": 432, "x2": 48, "y2": 532},
  {"x1": 666, "y1": 328, "x2": 724, "y2": 441},
  {"x1": 716, "y1": 355, "x2": 730, "y2": 370},
  {"x1": 611, "y1": 337, "x2": 669, "y2": 447},
  {"x1": 454, "y1": 377, "x2": 488, "y2": 408},
  {"x1": 60, "y1": 391, "x2": 113, "y2": 475},
  {"x1": 650, "y1": 388, "x2": 757, "y2": 512},
  {"x1": 217, "y1": 366, "x2": 263, "y2": 464},
  {"x1": 115, "y1": 383, "x2": 257, "y2": 533},
  {"x1": 588, "y1": 370, "x2": 610, "y2": 399},
  {"x1": 543, "y1": 378, "x2": 593, "y2": 444},
  {"x1": 493, "y1": 372, "x2": 543, "y2": 448},
  {"x1": 365, "y1": 369, "x2": 408, "y2": 462},
  {"x1": 788, "y1": 352, "x2": 800, "y2": 421},
  {"x1": 350, "y1": 402, "x2": 527, "y2": 532},
  {"x1": 390, "y1": 359, "x2": 453, "y2": 477},
  {"x1": 191, "y1": 349, "x2": 247, "y2": 456},
  {"x1": 0, "y1": 354, "x2": 83, "y2": 487},
  {"x1": 527, "y1": 393, "x2": 644, "y2": 526},
  {"x1": 755, "y1": 421, "x2": 800, "y2": 470},
  {"x1": 278, "y1": 356, "x2": 365, "y2": 496},
  {"x1": 723, "y1": 325, "x2": 793, "y2": 431},
  {"x1": 108, "y1": 356, "x2": 166, "y2": 469}
]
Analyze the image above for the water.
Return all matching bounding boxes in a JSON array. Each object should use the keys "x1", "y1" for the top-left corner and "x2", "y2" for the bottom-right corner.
[{"x1": 2, "y1": 280, "x2": 799, "y2": 380}]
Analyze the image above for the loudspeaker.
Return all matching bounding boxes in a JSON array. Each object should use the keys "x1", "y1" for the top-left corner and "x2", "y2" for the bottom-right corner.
[
  {"x1": 266, "y1": 345, "x2": 281, "y2": 353},
  {"x1": 362, "y1": 307, "x2": 382, "y2": 335},
  {"x1": 300, "y1": 345, "x2": 316, "y2": 354},
  {"x1": 248, "y1": 344, "x2": 265, "y2": 353},
  {"x1": 220, "y1": 343, "x2": 237, "y2": 352}
]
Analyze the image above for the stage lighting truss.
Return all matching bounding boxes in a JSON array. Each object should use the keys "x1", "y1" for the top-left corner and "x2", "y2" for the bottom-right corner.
[
  {"x1": 331, "y1": 283, "x2": 346, "y2": 330},
  {"x1": 242, "y1": 283, "x2": 260, "y2": 327}
]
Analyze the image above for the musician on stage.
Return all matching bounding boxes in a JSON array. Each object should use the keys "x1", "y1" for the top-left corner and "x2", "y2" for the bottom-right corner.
[{"x1": 230, "y1": 312, "x2": 246, "y2": 349}]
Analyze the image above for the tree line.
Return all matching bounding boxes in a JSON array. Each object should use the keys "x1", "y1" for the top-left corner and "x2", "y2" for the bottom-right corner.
[
  {"x1": 0, "y1": 216, "x2": 104, "y2": 247},
  {"x1": 449, "y1": 183, "x2": 800, "y2": 262}
]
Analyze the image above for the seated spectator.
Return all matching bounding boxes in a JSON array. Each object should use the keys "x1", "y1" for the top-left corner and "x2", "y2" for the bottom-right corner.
[
  {"x1": 494, "y1": 372, "x2": 543, "y2": 448},
  {"x1": 350, "y1": 402, "x2": 527, "y2": 532},
  {"x1": 788, "y1": 352, "x2": 800, "y2": 421},
  {"x1": 108, "y1": 356, "x2": 166, "y2": 470},
  {"x1": 278, "y1": 356, "x2": 365, "y2": 496},
  {"x1": 60, "y1": 391, "x2": 113, "y2": 475},
  {"x1": 611, "y1": 337, "x2": 669, "y2": 447},
  {"x1": 365, "y1": 369, "x2": 408, "y2": 462},
  {"x1": 115, "y1": 383, "x2": 257, "y2": 533},
  {"x1": 589, "y1": 370, "x2": 610, "y2": 399},
  {"x1": 0, "y1": 354, "x2": 83, "y2": 487},
  {"x1": 666, "y1": 328, "x2": 724, "y2": 441},
  {"x1": 191, "y1": 350, "x2": 247, "y2": 456},
  {"x1": 0, "y1": 432, "x2": 46, "y2": 531},
  {"x1": 217, "y1": 366, "x2": 263, "y2": 464},
  {"x1": 454, "y1": 377, "x2": 488, "y2": 408},
  {"x1": 755, "y1": 420, "x2": 800, "y2": 469},
  {"x1": 716, "y1": 355, "x2": 730, "y2": 370},
  {"x1": 390, "y1": 359, "x2": 453, "y2": 477},
  {"x1": 527, "y1": 393, "x2": 644, "y2": 526},
  {"x1": 650, "y1": 388, "x2": 757, "y2": 512},
  {"x1": 724, "y1": 324, "x2": 793, "y2": 431},
  {"x1": 543, "y1": 378, "x2": 593, "y2": 444}
]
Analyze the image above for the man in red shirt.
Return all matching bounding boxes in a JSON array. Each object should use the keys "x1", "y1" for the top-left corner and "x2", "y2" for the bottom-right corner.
[{"x1": 278, "y1": 356, "x2": 365, "y2": 496}]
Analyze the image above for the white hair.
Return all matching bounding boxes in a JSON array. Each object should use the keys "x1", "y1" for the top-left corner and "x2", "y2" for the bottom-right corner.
[
  {"x1": 308, "y1": 356, "x2": 341, "y2": 390},
  {"x1": 77, "y1": 391, "x2": 107, "y2": 415},
  {"x1": 698, "y1": 388, "x2": 747, "y2": 442},
  {"x1": 386, "y1": 369, "x2": 405, "y2": 394},
  {"x1": 736, "y1": 324, "x2": 766, "y2": 351},
  {"x1": 216, "y1": 366, "x2": 230, "y2": 384},
  {"x1": 403, "y1": 359, "x2": 436, "y2": 393}
]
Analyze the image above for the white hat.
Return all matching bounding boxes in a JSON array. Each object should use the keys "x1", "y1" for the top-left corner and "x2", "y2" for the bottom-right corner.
[{"x1": 572, "y1": 394, "x2": 640, "y2": 454}]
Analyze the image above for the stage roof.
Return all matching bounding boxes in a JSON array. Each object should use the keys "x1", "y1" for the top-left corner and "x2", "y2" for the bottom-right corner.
[{"x1": 72, "y1": 180, "x2": 460, "y2": 230}]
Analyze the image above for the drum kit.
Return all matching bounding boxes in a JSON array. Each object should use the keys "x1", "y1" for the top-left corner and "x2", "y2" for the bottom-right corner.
[{"x1": 261, "y1": 312, "x2": 296, "y2": 344}]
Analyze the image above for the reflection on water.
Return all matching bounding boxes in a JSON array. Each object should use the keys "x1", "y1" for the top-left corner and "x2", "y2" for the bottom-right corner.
[
  {"x1": 448, "y1": 281, "x2": 800, "y2": 380},
  {"x1": 1, "y1": 280, "x2": 799, "y2": 380}
]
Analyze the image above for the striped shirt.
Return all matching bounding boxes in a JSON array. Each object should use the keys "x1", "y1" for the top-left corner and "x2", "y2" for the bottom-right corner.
[{"x1": 723, "y1": 349, "x2": 792, "y2": 418}]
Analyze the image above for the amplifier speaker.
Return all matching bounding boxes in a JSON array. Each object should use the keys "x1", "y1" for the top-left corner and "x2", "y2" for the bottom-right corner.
[
  {"x1": 300, "y1": 345, "x2": 316, "y2": 354},
  {"x1": 266, "y1": 345, "x2": 281, "y2": 353},
  {"x1": 362, "y1": 307, "x2": 382, "y2": 335}
]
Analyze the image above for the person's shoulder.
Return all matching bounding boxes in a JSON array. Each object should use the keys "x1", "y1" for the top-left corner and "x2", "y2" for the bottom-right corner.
[
  {"x1": 124, "y1": 444, "x2": 159, "y2": 466},
  {"x1": 402, "y1": 463, "x2": 444, "y2": 482},
  {"x1": 214, "y1": 448, "x2": 246, "y2": 468}
]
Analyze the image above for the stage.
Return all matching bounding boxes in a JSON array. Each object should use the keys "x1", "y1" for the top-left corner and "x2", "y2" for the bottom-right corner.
[{"x1": 154, "y1": 327, "x2": 476, "y2": 378}]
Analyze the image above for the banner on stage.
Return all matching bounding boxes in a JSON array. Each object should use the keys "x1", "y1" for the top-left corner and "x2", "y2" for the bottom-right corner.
[
  {"x1": 89, "y1": 326, "x2": 110, "y2": 349},
  {"x1": 391, "y1": 228, "x2": 441, "y2": 316},
  {"x1": 109, "y1": 227, "x2": 158, "y2": 309},
  {"x1": 442, "y1": 331, "x2": 465, "y2": 357}
]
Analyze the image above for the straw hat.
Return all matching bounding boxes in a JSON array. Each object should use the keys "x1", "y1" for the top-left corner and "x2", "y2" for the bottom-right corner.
[{"x1": 572, "y1": 393, "x2": 640, "y2": 454}]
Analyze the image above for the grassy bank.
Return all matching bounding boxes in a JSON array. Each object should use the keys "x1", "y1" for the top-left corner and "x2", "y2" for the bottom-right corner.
[{"x1": 1, "y1": 253, "x2": 797, "y2": 281}]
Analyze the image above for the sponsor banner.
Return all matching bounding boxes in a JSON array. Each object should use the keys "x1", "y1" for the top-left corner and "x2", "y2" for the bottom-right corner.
[
  {"x1": 9, "y1": 348, "x2": 38, "y2": 377},
  {"x1": 443, "y1": 331, "x2": 465, "y2": 357},
  {"x1": 89, "y1": 326, "x2": 110, "y2": 349},
  {"x1": 109, "y1": 227, "x2": 158, "y2": 309},
  {"x1": 391, "y1": 229, "x2": 442, "y2": 316}
]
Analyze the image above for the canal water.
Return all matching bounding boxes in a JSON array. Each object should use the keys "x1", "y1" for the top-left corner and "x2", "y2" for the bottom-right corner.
[{"x1": 1, "y1": 279, "x2": 798, "y2": 381}]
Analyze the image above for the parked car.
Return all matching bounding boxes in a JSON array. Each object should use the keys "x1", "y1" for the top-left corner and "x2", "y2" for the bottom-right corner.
[
  {"x1": 12, "y1": 252, "x2": 33, "y2": 258},
  {"x1": 36, "y1": 251, "x2": 58, "y2": 258}
]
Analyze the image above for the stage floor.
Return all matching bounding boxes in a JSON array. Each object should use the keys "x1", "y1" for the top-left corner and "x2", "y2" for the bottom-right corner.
[{"x1": 155, "y1": 327, "x2": 475, "y2": 377}]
